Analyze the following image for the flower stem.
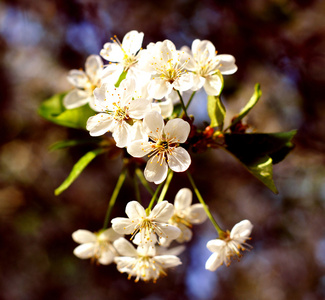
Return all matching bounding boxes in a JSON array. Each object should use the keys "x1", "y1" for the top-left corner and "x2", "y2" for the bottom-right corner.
[
  {"x1": 157, "y1": 170, "x2": 174, "y2": 203},
  {"x1": 186, "y1": 91, "x2": 196, "y2": 110},
  {"x1": 176, "y1": 90, "x2": 189, "y2": 118},
  {"x1": 186, "y1": 171, "x2": 223, "y2": 235},
  {"x1": 135, "y1": 168, "x2": 154, "y2": 196},
  {"x1": 102, "y1": 168, "x2": 127, "y2": 229},
  {"x1": 146, "y1": 182, "x2": 164, "y2": 214}
]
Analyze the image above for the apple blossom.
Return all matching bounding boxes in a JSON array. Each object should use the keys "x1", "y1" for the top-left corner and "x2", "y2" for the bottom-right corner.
[
  {"x1": 72, "y1": 228, "x2": 122, "y2": 265},
  {"x1": 138, "y1": 40, "x2": 194, "y2": 99},
  {"x1": 127, "y1": 111, "x2": 191, "y2": 184},
  {"x1": 64, "y1": 55, "x2": 103, "y2": 110},
  {"x1": 86, "y1": 78, "x2": 152, "y2": 148},
  {"x1": 163, "y1": 188, "x2": 208, "y2": 245},
  {"x1": 205, "y1": 220, "x2": 253, "y2": 271},
  {"x1": 111, "y1": 200, "x2": 181, "y2": 246},
  {"x1": 100, "y1": 30, "x2": 148, "y2": 84},
  {"x1": 183, "y1": 39, "x2": 237, "y2": 95},
  {"x1": 113, "y1": 237, "x2": 182, "y2": 282}
]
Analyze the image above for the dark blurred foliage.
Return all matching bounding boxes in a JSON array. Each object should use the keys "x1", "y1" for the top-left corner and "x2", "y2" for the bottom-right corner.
[{"x1": 0, "y1": 0, "x2": 325, "y2": 299}]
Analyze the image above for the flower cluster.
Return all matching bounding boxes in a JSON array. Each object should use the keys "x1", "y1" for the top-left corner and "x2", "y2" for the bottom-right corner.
[
  {"x1": 64, "y1": 30, "x2": 237, "y2": 184},
  {"x1": 61, "y1": 30, "x2": 260, "y2": 282},
  {"x1": 72, "y1": 189, "x2": 209, "y2": 282}
]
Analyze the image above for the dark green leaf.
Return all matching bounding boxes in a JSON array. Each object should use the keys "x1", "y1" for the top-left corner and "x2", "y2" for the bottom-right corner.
[
  {"x1": 230, "y1": 83, "x2": 262, "y2": 128},
  {"x1": 223, "y1": 130, "x2": 297, "y2": 193},
  {"x1": 245, "y1": 156, "x2": 277, "y2": 193},
  {"x1": 224, "y1": 130, "x2": 297, "y2": 163},
  {"x1": 38, "y1": 92, "x2": 95, "y2": 129},
  {"x1": 55, "y1": 148, "x2": 106, "y2": 195},
  {"x1": 207, "y1": 95, "x2": 226, "y2": 129}
]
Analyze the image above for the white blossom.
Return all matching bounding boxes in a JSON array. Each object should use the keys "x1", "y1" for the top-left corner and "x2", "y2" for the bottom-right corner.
[
  {"x1": 64, "y1": 55, "x2": 103, "y2": 110},
  {"x1": 183, "y1": 39, "x2": 237, "y2": 95},
  {"x1": 111, "y1": 200, "x2": 181, "y2": 246},
  {"x1": 138, "y1": 40, "x2": 194, "y2": 99},
  {"x1": 100, "y1": 30, "x2": 148, "y2": 84},
  {"x1": 86, "y1": 78, "x2": 152, "y2": 148},
  {"x1": 127, "y1": 111, "x2": 191, "y2": 184},
  {"x1": 162, "y1": 188, "x2": 208, "y2": 245},
  {"x1": 72, "y1": 228, "x2": 121, "y2": 265},
  {"x1": 205, "y1": 220, "x2": 253, "y2": 271},
  {"x1": 113, "y1": 237, "x2": 182, "y2": 282}
]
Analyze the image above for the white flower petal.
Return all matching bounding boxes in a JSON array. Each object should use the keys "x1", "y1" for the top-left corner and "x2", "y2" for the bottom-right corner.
[
  {"x1": 72, "y1": 229, "x2": 97, "y2": 244},
  {"x1": 113, "y1": 237, "x2": 138, "y2": 257},
  {"x1": 100, "y1": 42, "x2": 124, "y2": 62},
  {"x1": 67, "y1": 70, "x2": 88, "y2": 88},
  {"x1": 150, "y1": 201, "x2": 174, "y2": 222},
  {"x1": 174, "y1": 188, "x2": 192, "y2": 211},
  {"x1": 144, "y1": 155, "x2": 168, "y2": 184},
  {"x1": 173, "y1": 72, "x2": 194, "y2": 92},
  {"x1": 164, "y1": 118, "x2": 190, "y2": 143},
  {"x1": 97, "y1": 228, "x2": 121, "y2": 242},
  {"x1": 205, "y1": 252, "x2": 223, "y2": 271},
  {"x1": 98, "y1": 250, "x2": 115, "y2": 265},
  {"x1": 204, "y1": 74, "x2": 223, "y2": 96},
  {"x1": 187, "y1": 204, "x2": 208, "y2": 224},
  {"x1": 85, "y1": 55, "x2": 102, "y2": 82},
  {"x1": 167, "y1": 147, "x2": 191, "y2": 173},
  {"x1": 157, "y1": 98, "x2": 173, "y2": 119},
  {"x1": 192, "y1": 39, "x2": 216, "y2": 63},
  {"x1": 206, "y1": 239, "x2": 226, "y2": 252},
  {"x1": 176, "y1": 224, "x2": 193, "y2": 243},
  {"x1": 157, "y1": 223, "x2": 181, "y2": 242},
  {"x1": 122, "y1": 30, "x2": 144, "y2": 55},
  {"x1": 100, "y1": 63, "x2": 123, "y2": 85},
  {"x1": 230, "y1": 220, "x2": 253, "y2": 240},
  {"x1": 111, "y1": 217, "x2": 136, "y2": 235},
  {"x1": 73, "y1": 243, "x2": 95, "y2": 259},
  {"x1": 112, "y1": 121, "x2": 131, "y2": 148},
  {"x1": 147, "y1": 78, "x2": 172, "y2": 99},
  {"x1": 154, "y1": 255, "x2": 182, "y2": 268},
  {"x1": 130, "y1": 121, "x2": 148, "y2": 142},
  {"x1": 125, "y1": 201, "x2": 146, "y2": 219},
  {"x1": 63, "y1": 89, "x2": 90, "y2": 109},
  {"x1": 143, "y1": 111, "x2": 164, "y2": 140},
  {"x1": 86, "y1": 114, "x2": 113, "y2": 136},
  {"x1": 216, "y1": 54, "x2": 238, "y2": 75},
  {"x1": 127, "y1": 139, "x2": 151, "y2": 157},
  {"x1": 128, "y1": 99, "x2": 152, "y2": 119}
]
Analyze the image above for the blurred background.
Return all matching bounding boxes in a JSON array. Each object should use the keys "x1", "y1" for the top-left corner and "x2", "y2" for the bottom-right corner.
[{"x1": 0, "y1": 0, "x2": 325, "y2": 299}]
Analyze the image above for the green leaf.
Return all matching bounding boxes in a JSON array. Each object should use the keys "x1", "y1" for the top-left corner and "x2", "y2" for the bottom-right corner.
[
  {"x1": 207, "y1": 95, "x2": 226, "y2": 129},
  {"x1": 224, "y1": 130, "x2": 297, "y2": 163},
  {"x1": 38, "y1": 92, "x2": 95, "y2": 129},
  {"x1": 223, "y1": 130, "x2": 297, "y2": 193},
  {"x1": 230, "y1": 83, "x2": 262, "y2": 128},
  {"x1": 55, "y1": 148, "x2": 106, "y2": 195},
  {"x1": 49, "y1": 138, "x2": 102, "y2": 151},
  {"x1": 246, "y1": 156, "x2": 277, "y2": 193}
]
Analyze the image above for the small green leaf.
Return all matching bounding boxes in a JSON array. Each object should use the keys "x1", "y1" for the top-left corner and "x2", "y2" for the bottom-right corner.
[
  {"x1": 55, "y1": 148, "x2": 106, "y2": 195},
  {"x1": 230, "y1": 83, "x2": 262, "y2": 128},
  {"x1": 38, "y1": 92, "x2": 95, "y2": 129},
  {"x1": 246, "y1": 156, "x2": 278, "y2": 193},
  {"x1": 207, "y1": 95, "x2": 226, "y2": 129},
  {"x1": 49, "y1": 138, "x2": 102, "y2": 151}
]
